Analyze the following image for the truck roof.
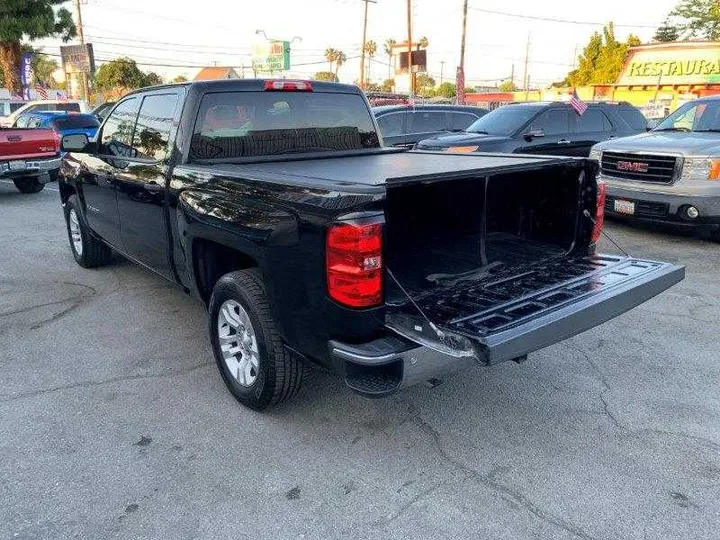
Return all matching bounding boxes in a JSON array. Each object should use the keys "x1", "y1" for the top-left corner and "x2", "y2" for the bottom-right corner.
[
  {"x1": 126, "y1": 78, "x2": 364, "y2": 97},
  {"x1": 181, "y1": 150, "x2": 581, "y2": 191}
]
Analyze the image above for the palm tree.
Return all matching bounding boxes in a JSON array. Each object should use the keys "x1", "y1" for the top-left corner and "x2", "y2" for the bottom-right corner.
[
  {"x1": 384, "y1": 38, "x2": 396, "y2": 79},
  {"x1": 334, "y1": 51, "x2": 347, "y2": 77},
  {"x1": 364, "y1": 40, "x2": 377, "y2": 87},
  {"x1": 419, "y1": 36, "x2": 429, "y2": 49},
  {"x1": 324, "y1": 47, "x2": 338, "y2": 73}
]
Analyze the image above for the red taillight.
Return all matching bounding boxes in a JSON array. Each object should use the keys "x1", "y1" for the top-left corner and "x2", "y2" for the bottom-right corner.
[
  {"x1": 591, "y1": 182, "x2": 606, "y2": 244},
  {"x1": 326, "y1": 222, "x2": 383, "y2": 308},
  {"x1": 51, "y1": 129, "x2": 61, "y2": 153},
  {"x1": 263, "y1": 80, "x2": 313, "y2": 92}
]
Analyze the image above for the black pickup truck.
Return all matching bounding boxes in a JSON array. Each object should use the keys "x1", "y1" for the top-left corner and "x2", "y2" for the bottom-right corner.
[{"x1": 57, "y1": 79, "x2": 684, "y2": 410}]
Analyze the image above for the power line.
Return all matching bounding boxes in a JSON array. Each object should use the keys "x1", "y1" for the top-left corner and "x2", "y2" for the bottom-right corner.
[{"x1": 468, "y1": 5, "x2": 658, "y2": 29}]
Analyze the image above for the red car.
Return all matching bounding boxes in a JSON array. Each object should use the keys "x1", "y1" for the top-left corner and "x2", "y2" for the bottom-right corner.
[{"x1": 0, "y1": 126, "x2": 61, "y2": 193}]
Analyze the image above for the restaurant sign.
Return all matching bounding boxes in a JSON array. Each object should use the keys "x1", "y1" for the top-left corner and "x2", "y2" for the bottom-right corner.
[{"x1": 618, "y1": 43, "x2": 720, "y2": 86}]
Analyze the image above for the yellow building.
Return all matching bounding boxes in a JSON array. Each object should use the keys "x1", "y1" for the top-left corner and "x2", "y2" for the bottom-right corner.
[{"x1": 468, "y1": 41, "x2": 720, "y2": 116}]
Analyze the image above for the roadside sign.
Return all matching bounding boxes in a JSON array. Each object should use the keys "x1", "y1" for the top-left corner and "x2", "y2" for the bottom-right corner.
[
  {"x1": 252, "y1": 41, "x2": 291, "y2": 72},
  {"x1": 20, "y1": 53, "x2": 34, "y2": 87},
  {"x1": 60, "y1": 44, "x2": 96, "y2": 74}
]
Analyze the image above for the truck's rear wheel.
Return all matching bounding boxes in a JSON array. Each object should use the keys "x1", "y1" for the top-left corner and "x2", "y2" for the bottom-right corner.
[
  {"x1": 13, "y1": 177, "x2": 44, "y2": 194},
  {"x1": 63, "y1": 195, "x2": 113, "y2": 268},
  {"x1": 209, "y1": 269, "x2": 303, "y2": 411}
]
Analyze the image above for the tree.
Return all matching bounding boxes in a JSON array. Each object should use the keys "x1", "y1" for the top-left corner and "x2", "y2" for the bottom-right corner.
[
  {"x1": 95, "y1": 57, "x2": 147, "y2": 91},
  {"x1": 436, "y1": 82, "x2": 456, "y2": 98},
  {"x1": 383, "y1": 38, "x2": 396, "y2": 79},
  {"x1": 32, "y1": 53, "x2": 59, "y2": 87},
  {"x1": 334, "y1": 50, "x2": 347, "y2": 77},
  {"x1": 312, "y1": 71, "x2": 338, "y2": 82},
  {"x1": 172, "y1": 74, "x2": 188, "y2": 83},
  {"x1": 381, "y1": 78, "x2": 394, "y2": 92},
  {"x1": 0, "y1": 0, "x2": 76, "y2": 93},
  {"x1": 324, "y1": 47, "x2": 338, "y2": 72},
  {"x1": 566, "y1": 23, "x2": 640, "y2": 86},
  {"x1": 670, "y1": 0, "x2": 720, "y2": 40},
  {"x1": 419, "y1": 36, "x2": 429, "y2": 49},
  {"x1": 143, "y1": 71, "x2": 163, "y2": 87},
  {"x1": 363, "y1": 39, "x2": 377, "y2": 86},
  {"x1": 654, "y1": 18, "x2": 681, "y2": 42},
  {"x1": 499, "y1": 79, "x2": 518, "y2": 92},
  {"x1": 415, "y1": 73, "x2": 436, "y2": 96}
]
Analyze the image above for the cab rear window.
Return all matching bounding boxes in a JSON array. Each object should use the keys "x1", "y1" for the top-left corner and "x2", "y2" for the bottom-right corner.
[
  {"x1": 189, "y1": 91, "x2": 380, "y2": 161},
  {"x1": 52, "y1": 115, "x2": 100, "y2": 130}
]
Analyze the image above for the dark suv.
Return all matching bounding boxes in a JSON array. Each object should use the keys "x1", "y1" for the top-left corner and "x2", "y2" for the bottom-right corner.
[
  {"x1": 416, "y1": 101, "x2": 648, "y2": 157},
  {"x1": 373, "y1": 104, "x2": 487, "y2": 147}
]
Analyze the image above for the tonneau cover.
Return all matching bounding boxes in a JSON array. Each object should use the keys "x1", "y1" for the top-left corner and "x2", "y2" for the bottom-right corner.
[{"x1": 181, "y1": 150, "x2": 583, "y2": 188}]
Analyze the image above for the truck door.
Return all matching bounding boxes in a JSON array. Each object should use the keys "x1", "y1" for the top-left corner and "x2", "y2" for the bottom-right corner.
[
  {"x1": 115, "y1": 90, "x2": 180, "y2": 280},
  {"x1": 569, "y1": 108, "x2": 614, "y2": 157},
  {"x1": 80, "y1": 96, "x2": 140, "y2": 248},
  {"x1": 516, "y1": 109, "x2": 571, "y2": 155}
]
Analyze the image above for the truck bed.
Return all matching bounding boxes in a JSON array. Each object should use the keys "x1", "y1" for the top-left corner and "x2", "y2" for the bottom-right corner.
[{"x1": 179, "y1": 150, "x2": 581, "y2": 190}]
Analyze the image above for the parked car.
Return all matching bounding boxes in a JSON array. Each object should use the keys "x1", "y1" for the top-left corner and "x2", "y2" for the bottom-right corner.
[
  {"x1": 57, "y1": 79, "x2": 683, "y2": 410},
  {"x1": 373, "y1": 104, "x2": 488, "y2": 147},
  {"x1": 15, "y1": 111, "x2": 100, "y2": 140},
  {"x1": 91, "y1": 101, "x2": 116, "y2": 122},
  {"x1": 416, "y1": 101, "x2": 648, "y2": 156},
  {"x1": 0, "y1": 126, "x2": 61, "y2": 193},
  {"x1": 591, "y1": 96, "x2": 720, "y2": 240},
  {"x1": 0, "y1": 99, "x2": 87, "y2": 127},
  {"x1": 0, "y1": 100, "x2": 28, "y2": 120}
]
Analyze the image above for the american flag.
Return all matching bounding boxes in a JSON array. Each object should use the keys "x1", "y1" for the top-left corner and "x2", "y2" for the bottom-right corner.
[
  {"x1": 570, "y1": 89, "x2": 588, "y2": 116},
  {"x1": 35, "y1": 84, "x2": 49, "y2": 99}
]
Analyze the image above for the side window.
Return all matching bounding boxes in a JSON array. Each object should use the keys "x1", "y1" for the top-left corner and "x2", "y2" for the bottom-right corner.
[
  {"x1": 376, "y1": 112, "x2": 406, "y2": 137},
  {"x1": 15, "y1": 116, "x2": 30, "y2": 128},
  {"x1": 450, "y1": 112, "x2": 478, "y2": 131},
  {"x1": 409, "y1": 111, "x2": 447, "y2": 134},
  {"x1": 57, "y1": 103, "x2": 80, "y2": 112},
  {"x1": 617, "y1": 108, "x2": 649, "y2": 131},
  {"x1": 27, "y1": 116, "x2": 43, "y2": 128},
  {"x1": 530, "y1": 109, "x2": 571, "y2": 136},
  {"x1": 100, "y1": 97, "x2": 140, "y2": 157},
  {"x1": 574, "y1": 109, "x2": 612, "y2": 133},
  {"x1": 132, "y1": 93, "x2": 179, "y2": 160},
  {"x1": 25, "y1": 105, "x2": 40, "y2": 113}
]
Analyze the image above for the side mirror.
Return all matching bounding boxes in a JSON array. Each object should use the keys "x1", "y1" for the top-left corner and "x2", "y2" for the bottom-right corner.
[
  {"x1": 61, "y1": 133, "x2": 91, "y2": 153},
  {"x1": 523, "y1": 129, "x2": 545, "y2": 141}
]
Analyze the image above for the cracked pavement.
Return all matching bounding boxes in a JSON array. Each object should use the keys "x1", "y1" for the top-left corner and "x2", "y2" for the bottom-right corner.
[{"x1": 1, "y1": 181, "x2": 719, "y2": 540}]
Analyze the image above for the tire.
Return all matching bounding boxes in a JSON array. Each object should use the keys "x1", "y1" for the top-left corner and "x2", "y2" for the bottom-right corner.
[
  {"x1": 209, "y1": 269, "x2": 303, "y2": 411},
  {"x1": 63, "y1": 195, "x2": 113, "y2": 268},
  {"x1": 13, "y1": 177, "x2": 44, "y2": 194}
]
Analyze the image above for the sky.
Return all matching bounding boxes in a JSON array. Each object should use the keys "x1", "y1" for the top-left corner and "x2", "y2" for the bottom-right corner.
[{"x1": 39, "y1": 0, "x2": 680, "y2": 87}]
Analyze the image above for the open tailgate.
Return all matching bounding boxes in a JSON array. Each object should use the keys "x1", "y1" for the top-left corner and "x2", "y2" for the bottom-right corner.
[{"x1": 386, "y1": 254, "x2": 685, "y2": 365}]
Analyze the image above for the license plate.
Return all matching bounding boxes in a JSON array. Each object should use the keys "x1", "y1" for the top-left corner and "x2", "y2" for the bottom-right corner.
[
  {"x1": 8, "y1": 160, "x2": 26, "y2": 171},
  {"x1": 614, "y1": 199, "x2": 635, "y2": 215}
]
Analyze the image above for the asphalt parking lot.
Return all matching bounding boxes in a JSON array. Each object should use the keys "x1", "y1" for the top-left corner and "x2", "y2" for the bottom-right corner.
[{"x1": 1, "y1": 179, "x2": 719, "y2": 540}]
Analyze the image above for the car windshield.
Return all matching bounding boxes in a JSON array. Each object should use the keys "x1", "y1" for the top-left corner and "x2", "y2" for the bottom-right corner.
[
  {"x1": 465, "y1": 106, "x2": 539, "y2": 135},
  {"x1": 655, "y1": 100, "x2": 720, "y2": 132},
  {"x1": 189, "y1": 91, "x2": 380, "y2": 161},
  {"x1": 52, "y1": 115, "x2": 100, "y2": 130}
]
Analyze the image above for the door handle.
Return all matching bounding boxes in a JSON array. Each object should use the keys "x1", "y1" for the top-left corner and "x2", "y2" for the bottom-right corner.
[
  {"x1": 7, "y1": 135, "x2": 21, "y2": 142},
  {"x1": 143, "y1": 181, "x2": 164, "y2": 192},
  {"x1": 557, "y1": 139, "x2": 572, "y2": 144}
]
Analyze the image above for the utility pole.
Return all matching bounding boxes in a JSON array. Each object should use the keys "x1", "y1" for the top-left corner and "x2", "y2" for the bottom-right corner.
[
  {"x1": 439, "y1": 60, "x2": 445, "y2": 85},
  {"x1": 522, "y1": 32, "x2": 531, "y2": 99},
  {"x1": 459, "y1": 0, "x2": 468, "y2": 72},
  {"x1": 73, "y1": 0, "x2": 91, "y2": 103},
  {"x1": 359, "y1": 0, "x2": 376, "y2": 89},
  {"x1": 510, "y1": 63, "x2": 515, "y2": 88},
  {"x1": 407, "y1": 0, "x2": 413, "y2": 96}
]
